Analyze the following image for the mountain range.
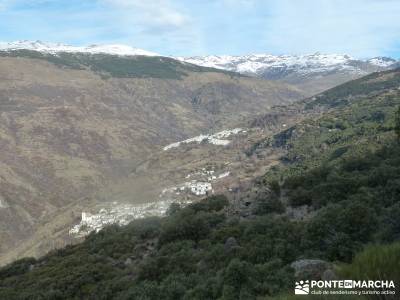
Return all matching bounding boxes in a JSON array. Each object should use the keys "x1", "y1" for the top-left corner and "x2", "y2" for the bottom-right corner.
[
  {"x1": 2, "y1": 41, "x2": 398, "y2": 95},
  {"x1": 178, "y1": 53, "x2": 399, "y2": 94},
  {"x1": 1, "y1": 54, "x2": 399, "y2": 299},
  {"x1": 0, "y1": 41, "x2": 399, "y2": 271},
  {"x1": 0, "y1": 40, "x2": 159, "y2": 57},
  {"x1": 178, "y1": 53, "x2": 397, "y2": 76}
]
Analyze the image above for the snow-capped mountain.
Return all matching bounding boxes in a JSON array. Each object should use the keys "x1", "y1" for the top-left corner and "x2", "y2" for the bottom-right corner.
[
  {"x1": 177, "y1": 53, "x2": 398, "y2": 95},
  {"x1": 177, "y1": 53, "x2": 398, "y2": 79},
  {"x1": 0, "y1": 40, "x2": 159, "y2": 56},
  {"x1": 1, "y1": 41, "x2": 397, "y2": 95},
  {"x1": 366, "y1": 57, "x2": 398, "y2": 68},
  {"x1": 2, "y1": 41, "x2": 396, "y2": 75}
]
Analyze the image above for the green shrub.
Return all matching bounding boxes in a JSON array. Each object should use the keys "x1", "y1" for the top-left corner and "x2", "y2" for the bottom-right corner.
[
  {"x1": 339, "y1": 243, "x2": 400, "y2": 299},
  {"x1": 340, "y1": 243, "x2": 400, "y2": 280},
  {"x1": 189, "y1": 195, "x2": 229, "y2": 212},
  {"x1": 0, "y1": 257, "x2": 36, "y2": 279},
  {"x1": 254, "y1": 194, "x2": 285, "y2": 215},
  {"x1": 395, "y1": 106, "x2": 400, "y2": 141}
]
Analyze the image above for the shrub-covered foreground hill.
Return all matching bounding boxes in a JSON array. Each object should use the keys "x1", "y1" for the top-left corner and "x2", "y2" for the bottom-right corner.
[{"x1": 1, "y1": 70, "x2": 400, "y2": 299}]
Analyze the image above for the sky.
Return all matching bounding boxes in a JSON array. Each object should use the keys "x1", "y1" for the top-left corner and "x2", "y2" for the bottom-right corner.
[{"x1": 0, "y1": 0, "x2": 399, "y2": 58}]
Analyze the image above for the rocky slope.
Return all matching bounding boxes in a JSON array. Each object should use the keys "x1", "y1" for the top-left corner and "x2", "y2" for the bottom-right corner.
[{"x1": 0, "y1": 51, "x2": 304, "y2": 264}]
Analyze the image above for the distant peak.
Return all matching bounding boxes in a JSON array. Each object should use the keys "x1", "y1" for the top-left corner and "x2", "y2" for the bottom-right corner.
[
  {"x1": 177, "y1": 53, "x2": 397, "y2": 76},
  {"x1": 0, "y1": 40, "x2": 160, "y2": 57},
  {"x1": 367, "y1": 56, "x2": 397, "y2": 67}
]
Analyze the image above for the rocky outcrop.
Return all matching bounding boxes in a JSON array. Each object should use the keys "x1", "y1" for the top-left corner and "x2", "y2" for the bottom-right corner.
[
  {"x1": 291, "y1": 259, "x2": 333, "y2": 280},
  {"x1": 224, "y1": 237, "x2": 239, "y2": 252}
]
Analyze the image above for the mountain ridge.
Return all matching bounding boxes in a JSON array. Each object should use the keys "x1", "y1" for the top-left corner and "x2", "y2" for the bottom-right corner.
[
  {"x1": 178, "y1": 53, "x2": 399, "y2": 95},
  {"x1": 2, "y1": 41, "x2": 398, "y2": 73},
  {"x1": 2, "y1": 40, "x2": 398, "y2": 96},
  {"x1": 177, "y1": 53, "x2": 398, "y2": 76},
  {"x1": 0, "y1": 40, "x2": 159, "y2": 57}
]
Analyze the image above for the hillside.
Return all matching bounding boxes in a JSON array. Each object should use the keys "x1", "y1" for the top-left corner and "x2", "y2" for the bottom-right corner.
[
  {"x1": 1, "y1": 68, "x2": 399, "y2": 299},
  {"x1": 0, "y1": 51, "x2": 305, "y2": 265},
  {"x1": 3, "y1": 41, "x2": 397, "y2": 96}
]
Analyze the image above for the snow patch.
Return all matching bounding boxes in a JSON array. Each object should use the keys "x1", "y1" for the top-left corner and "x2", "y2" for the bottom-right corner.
[
  {"x1": 367, "y1": 57, "x2": 397, "y2": 68},
  {"x1": 0, "y1": 40, "x2": 159, "y2": 57},
  {"x1": 177, "y1": 53, "x2": 397, "y2": 76}
]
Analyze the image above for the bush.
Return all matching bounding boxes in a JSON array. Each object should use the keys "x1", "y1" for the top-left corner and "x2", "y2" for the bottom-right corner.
[
  {"x1": 189, "y1": 195, "x2": 229, "y2": 212},
  {"x1": 159, "y1": 209, "x2": 225, "y2": 246},
  {"x1": 305, "y1": 201, "x2": 378, "y2": 261},
  {"x1": 396, "y1": 106, "x2": 400, "y2": 141},
  {"x1": 339, "y1": 243, "x2": 400, "y2": 299},
  {"x1": 254, "y1": 194, "x2": 285, "y2": 215},
  {"x1": 0, "y1": 257, "x2": 36, "y2": 279}
]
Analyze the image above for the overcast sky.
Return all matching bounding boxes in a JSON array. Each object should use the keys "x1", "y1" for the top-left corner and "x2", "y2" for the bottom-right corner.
[{"x1": 0, "y1": 0, "x2": 399, "y2": 58}]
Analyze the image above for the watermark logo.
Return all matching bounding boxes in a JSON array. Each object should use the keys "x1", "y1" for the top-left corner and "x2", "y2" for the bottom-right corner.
[
  {"x1": 294, "y1": 280, "x2": 396, "y2": 296},
  {"x1": 295, "y1": 280, "x2": 310, "y2": 295}
]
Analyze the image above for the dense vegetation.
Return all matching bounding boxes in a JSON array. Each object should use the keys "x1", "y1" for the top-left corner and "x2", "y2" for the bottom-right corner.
[
  {"x1": 395, "y1": 106, "x2": 400, "y2": 140},
  {"x1": 1, "y1": 138, "x2": 399, "y2": 299},
  {"x1": 339, "y1": 243, "x2": 400, "y2": 285},
  {"x1": 0, "y1": 50, "x2": 238, "y2": 79},
  {"x1": 269, "y1": 71, "x2": 400, "y2": 173},
  {"x1": 1, "y1": 70, "x2": 400, "y2": 299}
]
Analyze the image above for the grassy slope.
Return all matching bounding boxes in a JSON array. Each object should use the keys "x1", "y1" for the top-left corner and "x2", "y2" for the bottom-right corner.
[
  {"x1": 1, "y1": 70, "x2": 400, "y2": 299},
  {"x1": 304, "y1": 68, "x2": 400, "y2": 109},
  {"x1": 0, "y1": 50, "x2": 239, "y2": 79}
]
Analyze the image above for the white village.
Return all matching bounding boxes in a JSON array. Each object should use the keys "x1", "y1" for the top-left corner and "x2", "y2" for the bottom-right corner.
[{"x1": 69, "y1": 128, "x2": 240, "y2": 237}]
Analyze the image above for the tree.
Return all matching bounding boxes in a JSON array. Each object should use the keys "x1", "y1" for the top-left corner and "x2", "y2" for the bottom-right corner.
[
  {"x1": 396, "y1": 106, "x2": 400, "y2": 141},
  {"x1": 166, "y1": 203, "x2": 181, "y2": 216}
]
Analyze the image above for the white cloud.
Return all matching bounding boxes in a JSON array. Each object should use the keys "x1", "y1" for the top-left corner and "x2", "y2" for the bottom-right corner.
[
  {"x1": 102, "y1": 0, "x2": 190, "y2": 29},
  {"x1": 96, "y1": 0, "x2": 203, "y2": 55}
]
